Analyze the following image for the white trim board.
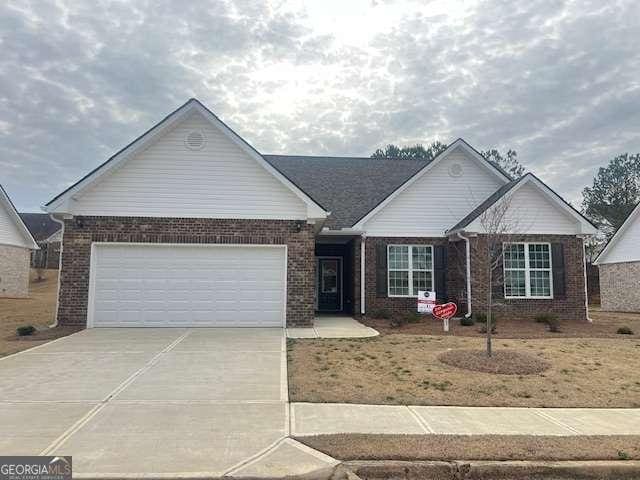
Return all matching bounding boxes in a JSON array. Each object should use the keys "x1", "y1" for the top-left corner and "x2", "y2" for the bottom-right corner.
[
  {"x1": 0, "y1": 184, "x2": 39, "y2": 250},
  {"x1": 44, "y1": 99, "x2": 328, "y2": 220}
]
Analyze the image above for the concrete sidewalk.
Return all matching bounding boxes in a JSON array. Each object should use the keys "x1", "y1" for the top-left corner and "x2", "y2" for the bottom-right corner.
[{"x1": 291, "y1": 403, "x2": 640, "y2": 436}]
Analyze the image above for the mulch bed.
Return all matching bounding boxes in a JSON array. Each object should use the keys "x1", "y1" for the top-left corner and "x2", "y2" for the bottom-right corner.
[
  {"x1": 297, "y1": 434, "x2": 640, "y2": 461},
  {"x1": 361, "y1": 309, "x2": 640, "y2": 339},
  {"x1": 438, "y1": 348, "x2": 550, "y2": 375},
  {"x1": 5, "y1": 326, "x2": 83, "y2": 342}
]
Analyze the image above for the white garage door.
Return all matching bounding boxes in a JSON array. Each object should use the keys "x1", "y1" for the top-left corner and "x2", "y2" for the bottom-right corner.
[{"x1": 89, "y1": 244, "x2": 286, "y2": 327}]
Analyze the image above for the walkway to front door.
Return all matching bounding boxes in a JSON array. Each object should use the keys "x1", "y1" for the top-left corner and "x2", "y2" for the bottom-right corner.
[{"x1": 317, "y1": 257, "x2": 342, "y2": 312}]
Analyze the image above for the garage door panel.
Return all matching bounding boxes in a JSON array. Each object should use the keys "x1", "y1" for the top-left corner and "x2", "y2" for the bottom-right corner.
[{"x1": 90, "y1": 245, "x2": 286, "y2": 327}]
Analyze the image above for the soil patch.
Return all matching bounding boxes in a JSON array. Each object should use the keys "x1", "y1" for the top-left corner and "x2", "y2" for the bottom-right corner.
[
  {"x1": 438, "y1": 348, "x2": 550, "y2": 375},
  {"x1": 297, "y1": 434, "x2": 640, "y2": 461}
]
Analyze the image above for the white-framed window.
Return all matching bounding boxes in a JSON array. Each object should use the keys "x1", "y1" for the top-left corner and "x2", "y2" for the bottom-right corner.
[
  {"x1": 503, "y1": 242, "x2": 553, "y2": 299},
  {"x1": 387, "y1": 245, "x2": 434, "y2": 297}
]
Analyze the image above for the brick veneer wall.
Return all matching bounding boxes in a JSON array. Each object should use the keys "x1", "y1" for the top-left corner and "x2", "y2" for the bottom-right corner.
[
  {"x1": 57, "y1": 216, "x2": 315, "y2": 327},
  {"x1": 0, "y1": 245, "x2": 30, "y2": 298},
  {"x1": 356, "y1": 234, "x2": 587, "y2": 322},
  {"x1": 470, "y1": 234, "x2": 587, "y2": 321},
  {"x1": 361, "y1": 237, "x2": 449, "y2": 317},
  {"x1": 599, "y1": 261, "x2": 640, "y2": 312}
]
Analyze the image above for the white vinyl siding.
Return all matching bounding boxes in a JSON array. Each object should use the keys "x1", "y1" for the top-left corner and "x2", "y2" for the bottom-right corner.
[
  {"x1": 0, "y1": 202, "x2": 28, "y2": 248},
  {"x1": 362, "y1": 147, "x2": 504, "y2": 236},
  {"x1": 89, "y1": 244, "x2": 286, "y2": 327},
  {"x1": 470, "y1": 183, "x2": 580, "y2": 235},
  {"x1": 597, "y1": 209, "x2": 640, "y2": 264},
  {"x1": 388, "y1": 245, "x2": 433, "y2": 297},
  {"x1": 72, "y1": 112, "x2": 307, "y2": 219},
  {"x1": 503, "y1": 242, "x2": 553, "y2": 299}
]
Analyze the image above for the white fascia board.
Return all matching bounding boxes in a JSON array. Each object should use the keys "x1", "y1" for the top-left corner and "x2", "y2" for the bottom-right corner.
[
  {"x1": 594, "y1": 202, "x2": 640, "y2": 265},
  {"x1": 0, "y1": 185, "x2": 39, "y2": 250},
  {"x1": 44, "y1": 99, "x2": 328, "y2": 219},
  {"x1": 351, "y1": 139, "x2": 511, "y2": 229},
  {"x1": 465, "y1": 174, "x2": 598, "y2": 235}
]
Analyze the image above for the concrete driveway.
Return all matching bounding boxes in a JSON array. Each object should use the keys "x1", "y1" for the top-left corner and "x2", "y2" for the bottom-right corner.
[{"x1": 0, "y1": 328, "x2": 292, "y2": 477}]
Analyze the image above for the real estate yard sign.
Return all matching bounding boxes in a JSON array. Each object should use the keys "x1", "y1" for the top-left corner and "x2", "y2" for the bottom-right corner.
[{"x1": 417, "y1": 291, "x2": 436, "y2": 313}]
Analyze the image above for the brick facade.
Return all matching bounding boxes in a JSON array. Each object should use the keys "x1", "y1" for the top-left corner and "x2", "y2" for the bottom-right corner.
[
  {"x1": 356, "y1": 234, "x2": 588, "y2": 322},
  {"x1": 599, "y1": 261, "x2": 640, "y2": 312},
  {"x1": 0, "y1": 245, "x2": 30, "y2": 298},
  {"x1": 57, "y1": 216, "x2": 315, "y2": 327},
  {"x1": 469, "y1": 234, "x2": 587, "y2": 321}
]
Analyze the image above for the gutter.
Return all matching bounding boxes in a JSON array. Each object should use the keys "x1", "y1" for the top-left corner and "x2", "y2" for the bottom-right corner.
[
  {"x1": 456, "y1": 232, "x2": 473, "y2": 318},
  {"x1": 48, "y1": 213, "x2": 65, "y2": 328},
  {"x1": 582, "y1": 237, "x2": 593, "y2": 323}
]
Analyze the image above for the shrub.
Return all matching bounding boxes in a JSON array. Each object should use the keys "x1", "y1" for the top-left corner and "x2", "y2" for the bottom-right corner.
[
  {"x1": 370, "y1": 308, "x2": 392, "y2": 320},
  {"x1": 618, "y1": 450, "x2": 630, "y2": 460},
  {"x1": 16, "y1": 325, "x2": 36, "y2": 336},
  {"x1": 460, "y1": 316, "x2": 474, "y2": 327},
  {"x1": 405, "y1": 311, "x2": 422, "y2": 324},
  {"x1": 534, "y1": 314, "x2": 553, "y2": 323},
  {"x1": 390, "y1": 316, "x2": 407, "y2": 328},
  {"x1": 476, "y1": 313, "x2": 497, "y2": 333},
  {"x1": 617, "y1": 326, "x2": 634, "y2": 335}
]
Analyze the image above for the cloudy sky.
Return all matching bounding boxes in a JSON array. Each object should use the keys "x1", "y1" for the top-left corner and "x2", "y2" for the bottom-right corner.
[{"x1": 1, "y1": 0, "x2": 639, "y2": 212}]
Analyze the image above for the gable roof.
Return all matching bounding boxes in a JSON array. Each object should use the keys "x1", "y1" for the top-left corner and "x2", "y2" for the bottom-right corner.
[
  {"x1": 594, "y1": 201, "x2": 640, "y2": 265},
  {"x1": 19, "y1": 212, "x2": 61, "y2": 242},
  {"x1": 265, "y1": 155, "x2": 428, "y2": 229},
  {"x1": 446, "y1": 173, "x2": 598, "y2": 235},
  {"x1": 44, "y1": 98, "x2": 328, "y2": 219},
  {"x1": 0, "y1": 185, "x2": 39, "y2": 249},
  {"x1": 349, "y1": 138, "x2": 513, "y2": 229}
]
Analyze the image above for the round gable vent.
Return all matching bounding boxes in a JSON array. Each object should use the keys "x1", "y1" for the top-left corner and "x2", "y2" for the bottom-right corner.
[
  {"x1": 185, "y1": 131, "x2": 205, "y2": 150},
  {"x1": 448, "y1": 162, "x2": 463, "y2": 177}
]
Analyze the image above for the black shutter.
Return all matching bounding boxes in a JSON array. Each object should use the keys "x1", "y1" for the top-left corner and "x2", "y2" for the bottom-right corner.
[
  {"x1": 375, "y1": 243, "x2": 388, "y2": 297},
  {"x1": 552, "y1": 243, "x2": 566, "y2": 298},
  {"x1": 434, "y1": 245, "x2": 447, "y2": 301},
  {"x1": 491, "y1": 243, "x2": 504, "y2": 300}
]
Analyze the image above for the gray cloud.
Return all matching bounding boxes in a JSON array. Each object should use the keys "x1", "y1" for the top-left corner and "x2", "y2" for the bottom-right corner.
[{"x1": 0, "y1": 0, "x2": 638, "y2": 211}]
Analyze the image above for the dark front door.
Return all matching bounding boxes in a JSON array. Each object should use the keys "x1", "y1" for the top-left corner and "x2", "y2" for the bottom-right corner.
[{"x1": 317, "y1": 257, "x2": 342, "y2": 312}]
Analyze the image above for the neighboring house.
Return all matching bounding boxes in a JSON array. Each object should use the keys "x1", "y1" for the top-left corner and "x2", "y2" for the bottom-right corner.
[
  {"x1": 594, "y1": 202, "x2": 640, "y2": 312},
  {"x1": 0, "y1": 185, "x2": 39, "y2": 297},
  {"x1": 43, "y1": 98, "x2": 597, "y2": 328},
  {"x1": 19, "y1": 212, "x2": 62, "y2": 269}
]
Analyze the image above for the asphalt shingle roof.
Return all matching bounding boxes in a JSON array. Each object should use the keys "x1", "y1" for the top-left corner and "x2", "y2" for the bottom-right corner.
[
  {"x1": 19, "y1": 212, "x2": 61, "y2": 242},
  {"x1": 446, "y1": 178, "x2": 520, "y2": 232},
  {"x1": 264, "y1": 155, "x2": 430, "y2": 229}
]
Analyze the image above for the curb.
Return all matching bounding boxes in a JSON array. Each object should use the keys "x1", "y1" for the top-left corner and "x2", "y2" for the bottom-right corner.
[{"x1": 341, "y1": 460, "x2": 640, "y2": 480}]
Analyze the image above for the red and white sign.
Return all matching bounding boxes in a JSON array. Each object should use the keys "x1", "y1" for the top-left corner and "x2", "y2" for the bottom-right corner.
[
  {"x1": 417, "y1": 291, "x2": 436, "y2": 313},
  {"x1": 432, "y1": 302, "x2": 457, "y2": 320}
]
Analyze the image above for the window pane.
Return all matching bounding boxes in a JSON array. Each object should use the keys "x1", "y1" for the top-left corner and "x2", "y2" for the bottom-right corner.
[
  {"x1": 504, "y1": 243, "x2": 525, "y2": 269},
  {"x1": 389, "y1": 246, "x2": 409, "y2": 270},
  {"x1": 389, "y1": 270, "x2": 409, "y2": 296},
  {"x1": 530, "y1": 270, "x2": 551, "y2": 297},
  {"x1": 412, "y1": 270, "x2": 432, "y2": 295},
  {"x1": 528, "y1": 244, "x2": 550, "y2": 269},
  {"x1": 504, "y1": 270, "x2": 526, "y2": 297},
  {"x1": 412, "y1": 246, "x2": 432, "y2": 270}
]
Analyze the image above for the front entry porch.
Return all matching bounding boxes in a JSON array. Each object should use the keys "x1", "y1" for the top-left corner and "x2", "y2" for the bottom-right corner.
[{"x1": 315, "y1": 239, "x2": 357, "y2": 314}]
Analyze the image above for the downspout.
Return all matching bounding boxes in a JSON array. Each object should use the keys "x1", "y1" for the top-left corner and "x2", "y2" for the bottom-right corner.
[
  {"x1": 456, "y1": 232, "x2": 472, "y2": 318},
  {"x1": 48, "y1": 213, "x2": 65, "y2": 328},
  {"x1": 360, "y1": 234, "x2": 366, "y2": 315},
  {"x1": 582, "y1": 237, "x2": 593, "y2": 323}
]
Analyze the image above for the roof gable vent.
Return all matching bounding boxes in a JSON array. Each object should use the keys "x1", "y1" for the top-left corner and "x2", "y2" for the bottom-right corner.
[{"x1": 185, "y1": 131, "x2": 205, "y2": 150}]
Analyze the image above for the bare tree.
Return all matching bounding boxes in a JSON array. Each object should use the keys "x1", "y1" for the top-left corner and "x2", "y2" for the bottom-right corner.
[{"x1": 477, "y1": 197, "x2": 520, "y2": 357}]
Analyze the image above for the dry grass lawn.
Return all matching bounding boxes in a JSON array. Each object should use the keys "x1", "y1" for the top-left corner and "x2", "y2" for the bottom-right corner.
[
  {"x1": 0, "y1": 269, "x2": 80, "y2": 358},
  {"x1": 288, "y1": 333, "x2": 640, "y2": 407},
  {"x1": 298, "y1": 434, "x2": 640, "y2": 461},
  {"x1": 362, "y1": 308, "x2": 640, "y2": 338}
]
